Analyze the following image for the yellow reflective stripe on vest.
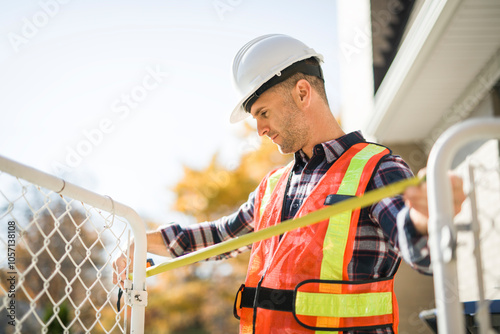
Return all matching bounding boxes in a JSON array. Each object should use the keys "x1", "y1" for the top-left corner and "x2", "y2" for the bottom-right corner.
[
  {"x1": 259, "y1": 163, "x2": 291, "y2": 217},
  {"x1": 320, "y1": 210, "x2": 352, "y2": 281},
  {"x1": 320, "y1": 144, "x2": 387, "y2": 281},
  {"x1": 295, "y1": 291, "x2": 393, "y2": 317},
  {"x1": 337, "y1": 145, "x2": 387, "y2": 196}
]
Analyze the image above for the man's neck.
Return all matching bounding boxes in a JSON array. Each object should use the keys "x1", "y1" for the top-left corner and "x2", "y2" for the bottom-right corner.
[{"x1": 302, "y1": 125, "x2": 345, "y2": 159}]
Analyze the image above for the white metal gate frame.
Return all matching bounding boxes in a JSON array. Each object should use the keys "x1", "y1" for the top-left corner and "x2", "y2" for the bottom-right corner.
[
  {"x1": 0, "y1": 156, "x2": 148, "y2": 334},
  {"x1": 427, "y1": 117, "x2": 500, "y2": 334}
]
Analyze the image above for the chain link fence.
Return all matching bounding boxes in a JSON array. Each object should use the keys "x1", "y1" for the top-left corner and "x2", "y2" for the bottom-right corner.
[
  {"x1": 455, "y1": 140, "x2": 500, "y2": 305},
  {"x1": 452, "y1": 139, "x2": 500, "y2": 333},
  {"x1": 0, "y1": 157, "x2": 147, "y2": 334}
]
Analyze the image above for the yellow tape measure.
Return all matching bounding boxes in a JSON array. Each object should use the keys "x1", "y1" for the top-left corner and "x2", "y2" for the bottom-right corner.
[{"x1": 143, "y1": 174, "x2": 424, "y2": 278}]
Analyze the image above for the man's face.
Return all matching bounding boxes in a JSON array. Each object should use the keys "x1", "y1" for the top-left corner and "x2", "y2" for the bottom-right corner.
[{"x1": 250, "y1": 87, "x2": 309, "y2": 155}]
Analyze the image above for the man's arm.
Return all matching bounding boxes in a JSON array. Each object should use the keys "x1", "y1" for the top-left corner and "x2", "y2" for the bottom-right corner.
[
  {"x1": 369, "y1": 156, "x2": 434, "y2": 273},
  {"x1": 370, "y1": 157, "x2": 466, "y2": 274},
  {"x1": 112, "y1": 190, "x2": 257, "y2": 286}
]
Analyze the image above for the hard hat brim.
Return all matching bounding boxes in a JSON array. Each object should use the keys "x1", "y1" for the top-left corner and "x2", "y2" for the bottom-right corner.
[{"x1": 230, "y1": 98, "x2": 252, "y2": 123}]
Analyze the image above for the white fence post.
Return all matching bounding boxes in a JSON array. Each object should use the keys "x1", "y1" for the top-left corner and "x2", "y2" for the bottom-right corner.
[{"x1": 427, "y1": 117, "x2": 500, "y2": 334}]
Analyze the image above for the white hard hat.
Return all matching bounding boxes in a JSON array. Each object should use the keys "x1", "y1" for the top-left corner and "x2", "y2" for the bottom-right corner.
[{"x1": 230, "y1": 34, "x2": 324, "y2": 123}]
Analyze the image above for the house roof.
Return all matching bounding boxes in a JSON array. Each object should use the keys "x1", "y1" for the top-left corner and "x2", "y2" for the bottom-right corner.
[
  {"x1": 371, "y1": 0, "x2": 416, "y2": 93},
  {"x1": 364, "y1": 0, "x2": 500, "y2": 144}
]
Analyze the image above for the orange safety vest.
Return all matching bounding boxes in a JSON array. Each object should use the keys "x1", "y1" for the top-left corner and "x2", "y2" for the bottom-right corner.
[{"x1": 234, "y1": 142, "x2": 399, "y2": 334}]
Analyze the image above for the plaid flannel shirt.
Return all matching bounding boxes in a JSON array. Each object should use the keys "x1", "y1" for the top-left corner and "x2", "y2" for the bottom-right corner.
[{"x1": 160, "y1": 131, "x2": 431, "y2": 333}]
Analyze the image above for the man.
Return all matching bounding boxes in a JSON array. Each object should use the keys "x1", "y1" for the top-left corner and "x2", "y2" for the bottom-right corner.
[{"x1": 114, "y1": 34, "x2": 465, "y2": 333}]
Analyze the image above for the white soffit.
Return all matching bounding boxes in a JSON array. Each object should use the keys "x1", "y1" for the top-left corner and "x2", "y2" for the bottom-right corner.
[{"x1": 365, "y1": 0, "x2": 500, "y2": 144}]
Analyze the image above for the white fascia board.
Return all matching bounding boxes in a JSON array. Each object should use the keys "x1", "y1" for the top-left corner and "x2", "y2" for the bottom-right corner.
[{"x1": 364, "y1": 0, "x2": 464, "y2": 141}]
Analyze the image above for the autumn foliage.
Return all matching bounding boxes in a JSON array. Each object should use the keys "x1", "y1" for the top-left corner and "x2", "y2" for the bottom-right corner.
[{"x1": 145, "y1": 127, "x2": 291, "y2": 333}]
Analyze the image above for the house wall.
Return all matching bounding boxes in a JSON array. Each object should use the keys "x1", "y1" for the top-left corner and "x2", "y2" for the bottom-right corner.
[{"x1": 388, "y1": 90, "x2": 500, "y2": 333}]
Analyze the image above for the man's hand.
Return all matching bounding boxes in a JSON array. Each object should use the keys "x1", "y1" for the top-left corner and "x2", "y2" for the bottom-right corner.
[
  {"x1": 112, "y1": 230, "x2": 171, "y2": 288},
  {"x1": 404, "y1": 169, "x2": 466, "y2": 236},
  {"x1": 113, "y1": 244, "x2": 134, "y2": 289}
]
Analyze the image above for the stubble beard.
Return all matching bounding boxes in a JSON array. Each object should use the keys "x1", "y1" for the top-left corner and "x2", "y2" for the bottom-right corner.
[{"x1": 276, "y1": 109, "x2": 308, "y2": 155}]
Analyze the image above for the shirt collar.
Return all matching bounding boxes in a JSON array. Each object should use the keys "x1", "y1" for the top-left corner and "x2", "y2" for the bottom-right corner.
[{"x1": 294, "y1": 131, "x2": 366, "y2": 164}]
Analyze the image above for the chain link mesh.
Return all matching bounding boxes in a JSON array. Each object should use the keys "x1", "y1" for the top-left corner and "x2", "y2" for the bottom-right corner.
[
  {"x1": 455, "y1": 140, "x2": 500, "y2": 303},
  {"x1": 0, "y1": 171, "x2": 132, "y2": 333}
]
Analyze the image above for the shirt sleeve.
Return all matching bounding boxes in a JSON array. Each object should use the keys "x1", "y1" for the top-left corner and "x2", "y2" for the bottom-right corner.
[
  {"x1": 159, "y1": 190, "x2": 257, "y2": 260},
  {"x1": 369, "y1": 155, "x2": 432, "y2": 275},
  {"x1": 396, "y1": 207, "x2": 431, "y2": 274}
]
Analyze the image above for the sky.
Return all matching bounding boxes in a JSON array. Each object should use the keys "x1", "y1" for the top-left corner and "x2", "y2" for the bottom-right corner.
[{"x1": 0, "y1": 0, "x2": 340, "y2": 225}]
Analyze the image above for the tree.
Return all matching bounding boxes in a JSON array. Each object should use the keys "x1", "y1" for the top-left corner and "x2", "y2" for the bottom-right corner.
[
  {"x1": 173, "y1": 125, "x2": 292, "y2": 221},
  {"x1": 145, "y1": 129, "x2": 292, "y2": 333}
]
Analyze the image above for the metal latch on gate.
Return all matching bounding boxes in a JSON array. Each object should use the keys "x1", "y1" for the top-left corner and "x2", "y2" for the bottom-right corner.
[
  {"x1": 117, "y1": 284, "x2": 148, "y2": 310},
  {"x1": 125, "y1": 289, "x2": 148, "y2": 307},
  {"x1": 116, "y1": 258, "x2": 154, "y2": 311}
]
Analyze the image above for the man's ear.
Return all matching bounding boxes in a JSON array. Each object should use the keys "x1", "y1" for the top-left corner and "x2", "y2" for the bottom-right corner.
[{"x1": 293, "y1": 79, "x2": 312, "y2": 109}]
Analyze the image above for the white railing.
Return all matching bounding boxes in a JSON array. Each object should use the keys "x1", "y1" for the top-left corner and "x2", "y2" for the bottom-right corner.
[
  {"x1": 0, "y1": 156, "x2": 147, "y2": 334},
  {"x1": 427, "y1": 117, "x2": 500, "y2": 334}
]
